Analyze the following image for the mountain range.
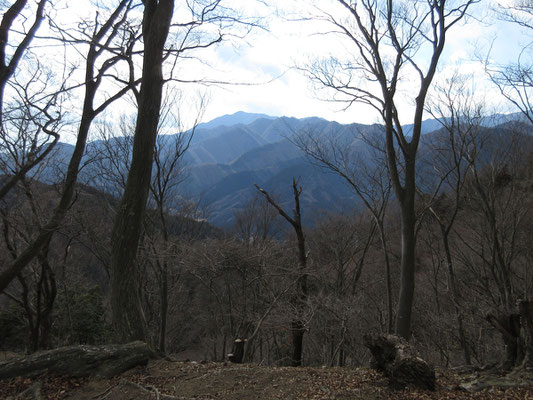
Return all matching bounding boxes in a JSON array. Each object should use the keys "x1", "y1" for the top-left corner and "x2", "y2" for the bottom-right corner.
[{"x1": 27, "y1": 111, "x2": 531, "y2": 228}]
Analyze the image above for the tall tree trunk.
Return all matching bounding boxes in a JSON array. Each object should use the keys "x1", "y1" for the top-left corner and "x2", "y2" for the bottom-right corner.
[
  {"x1": 255, "y1": 180, "x2": 308, "y2": 366},
  {"x1": 395, "y1": 167, "x2": 417, "y2": 340},
  {"x1": 292, "y1": 211, "x2": 308, "y2": 367},
  {"x1": 110, "y1": 0, "x2": 174, "y2": 343}
]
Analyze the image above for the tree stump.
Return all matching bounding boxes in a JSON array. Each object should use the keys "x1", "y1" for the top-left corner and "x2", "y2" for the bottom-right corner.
[
  {"x1": 0, "y1": 341, "x2": 153, "y2": 379},
  {"x1": 363, "y1": 333, "x2": 436, "y2": 390},
  {"x1": 227, "y1": 339, "x2": 246, "y2": 363}
]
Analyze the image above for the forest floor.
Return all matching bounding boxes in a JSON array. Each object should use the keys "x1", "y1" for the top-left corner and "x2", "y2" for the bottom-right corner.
[{"x1": 1, "y1": 358, "x2": 532, "y2": 400}]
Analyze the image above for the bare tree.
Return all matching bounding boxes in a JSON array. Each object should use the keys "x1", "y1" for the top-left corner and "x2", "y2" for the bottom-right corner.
[
  {"x1": 255, "y1": 179, "x2": 308, "y2": 366},
  {"x1": 455, "y1": 123, "x2": 532, "y2": 369},
  {"x1": 421, "y1": 73, "x2": 484, "y2": 365},
  {"x1": 308, "y1": 211, "x2": 376, "y2": 366},
  {"x1": 1, "y1": 178, "x2": 58, "y2": 352},
  {"x1": 0, "y1": 0, "x2": 48, "y2": 119},
  {"x1": 487, "y1": 1, "x2": 533, "y2": 123},
  {"x1": 294, "y1": 127, "x2": 394, "y2": 332},
  {"x1": 303, "y1": 0, "x2": 478, "y2": 339},
  {"x1": 0, "y1": 0, "x2": 137, "y2": 292},
  {"x1": 85, "y1": 85, "x2": 206, "y2": 351},
  {"x1": 110, "y1": 0, "x2": 262, "y2": 342},
  {"x1": 233, "y1": 191, "x2": 282, "y2": 244},
  {"x1": 146, "y1": 93, "x2": 205, "y2": 353},
  {"x1": 0, "y1": 0, "x2": 63, "y2": 200}
]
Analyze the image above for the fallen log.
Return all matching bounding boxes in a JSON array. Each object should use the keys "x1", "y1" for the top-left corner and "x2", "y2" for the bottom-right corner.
[
  {"x1": 0, "y1": 341, "x2": 153, "y2": 379},
  {"x1": 363, "y1": 333, "x2": 436, "y2": 391}
]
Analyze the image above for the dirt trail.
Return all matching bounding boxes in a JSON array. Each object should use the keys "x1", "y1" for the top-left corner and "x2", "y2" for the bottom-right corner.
[{"x1": 2, "y1": 359, "x2": 532, "y2": 399}]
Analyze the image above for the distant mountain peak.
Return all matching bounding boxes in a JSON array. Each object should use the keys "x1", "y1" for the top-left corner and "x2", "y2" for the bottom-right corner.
[{"x1": 198, "y1": 111, "x2": 276, "y2": 130}]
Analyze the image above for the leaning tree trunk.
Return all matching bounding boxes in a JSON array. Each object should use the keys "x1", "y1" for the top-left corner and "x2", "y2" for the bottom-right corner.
[{"x1": 110, "y1": 0, "x2": 174, "y2": 343}]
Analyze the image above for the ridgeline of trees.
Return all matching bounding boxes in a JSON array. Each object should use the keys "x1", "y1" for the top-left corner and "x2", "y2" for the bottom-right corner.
[{"x1": 0, "y1": 0, "x2": 532, "y2": 379}]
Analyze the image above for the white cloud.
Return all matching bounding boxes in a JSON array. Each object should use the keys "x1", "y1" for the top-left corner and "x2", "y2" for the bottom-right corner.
[{"x1": 199, "y1": 0, "x2": 529, "y2": 125}]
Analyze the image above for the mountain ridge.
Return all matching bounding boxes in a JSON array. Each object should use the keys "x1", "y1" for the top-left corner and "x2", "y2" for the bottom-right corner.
[{"x1": 13, "y1": 111, "x2": 530, "y2": 228}]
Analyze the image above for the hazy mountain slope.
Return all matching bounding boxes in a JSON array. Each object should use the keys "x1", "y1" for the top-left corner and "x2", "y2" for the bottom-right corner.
[
  {"x1": 10, "y1": 111, "x2": 530, "y2": 229},
  {"x1": 196, "y1": 111, "x2": 276, "y2": 131},
  {"x1": 229, "y1": 139, "x2": 302, "y2": 172},
  {"x1": 185, "y1": 126, "x2": 269, "y2": 165}
]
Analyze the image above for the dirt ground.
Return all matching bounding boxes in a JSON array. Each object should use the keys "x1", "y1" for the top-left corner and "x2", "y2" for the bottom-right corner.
[{"x1": 1, "y1": 359, "x2": 533, "y2": 400}]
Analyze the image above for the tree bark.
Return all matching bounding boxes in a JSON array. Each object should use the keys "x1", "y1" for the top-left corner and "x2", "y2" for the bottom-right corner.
[{"x1": 110, "y1": 0, "x2": 174, "y2": 343}]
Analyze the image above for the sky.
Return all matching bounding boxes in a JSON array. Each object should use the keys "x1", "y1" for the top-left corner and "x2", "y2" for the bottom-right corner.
[
  {"x1": 191, "y1": 0, "x2": 531, "y2": 126},
  {"x1": 5, "y1": 0, "x2": 530, "y2": 135}
]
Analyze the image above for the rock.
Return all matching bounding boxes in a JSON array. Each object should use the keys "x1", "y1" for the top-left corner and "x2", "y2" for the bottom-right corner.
[
  {"x1": 363, "y1": 333, "x2": 436, "y2": 391},
  {"x1": 0, "y1": 341, "x2": 153, "y2": 379}
]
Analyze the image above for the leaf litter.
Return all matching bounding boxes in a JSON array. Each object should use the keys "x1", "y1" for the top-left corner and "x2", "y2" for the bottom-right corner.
[{"x1": 1, "y1": 359, "x2": 532, "y2": 399}]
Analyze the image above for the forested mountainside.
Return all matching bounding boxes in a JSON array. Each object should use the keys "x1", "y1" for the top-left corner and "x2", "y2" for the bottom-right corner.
[
  {"x1": 27, "y1": 111, "x2": 531, "y2": 228},
  {"x1": 2, "y1": 111, "x2": 533, "y2": 371},
  {"x1": 3, "y1": 1, "x2": 533, "y2": 397}
]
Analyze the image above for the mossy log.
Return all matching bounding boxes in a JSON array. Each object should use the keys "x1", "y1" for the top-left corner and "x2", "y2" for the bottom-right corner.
[
  {"x1": 363, "y1": 333, "x2": 436, "y2": 391},
  {"x1": 0, "y1": 341, "x2": 152, "y2": 379}
]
